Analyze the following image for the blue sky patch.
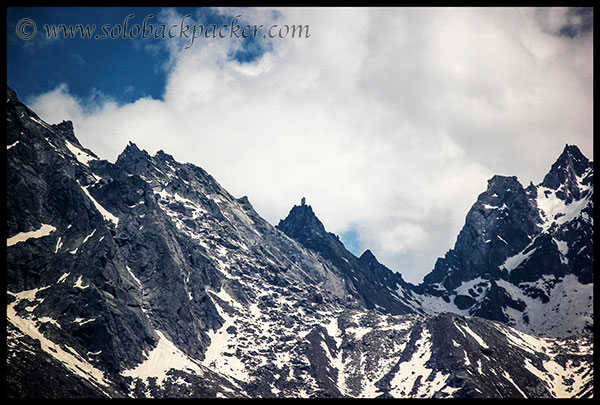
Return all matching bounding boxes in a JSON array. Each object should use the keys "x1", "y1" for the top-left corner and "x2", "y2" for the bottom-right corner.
[{"x1": 7, "y1": 7, "x2": 269, "y2": 104}]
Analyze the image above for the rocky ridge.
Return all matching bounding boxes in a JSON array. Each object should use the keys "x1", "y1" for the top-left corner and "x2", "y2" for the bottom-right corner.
[{"x1": 5, "y1": 85, "x2": 593, "y2": 398}]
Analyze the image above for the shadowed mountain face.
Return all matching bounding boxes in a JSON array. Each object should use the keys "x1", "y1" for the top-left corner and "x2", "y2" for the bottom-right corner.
[{"x1": 6, "y1": 85, "x2": 593, "y2": 398}]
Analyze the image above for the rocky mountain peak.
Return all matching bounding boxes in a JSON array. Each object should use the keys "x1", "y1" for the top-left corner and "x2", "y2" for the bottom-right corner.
[
  {"x1": 276, "y1": 202, "x2": 353, "y2": 268},
  {"x1": 357, "y1": 248, "x2": 387, "y2": 272},
  {"x1": 155, "y1": 149, "x2": 176, "y2": 162},
  {"x1": 417, "y1": 143, "x2": 593, "y2": 337},
  {"x1": 118, "y1": 141, "x2": 149, "y2": 160},
  {"x1": 276, "y1": 203, "x2": 416, "y2": 315},
  {"x1": 473, "y1": 175, "x2": 533, "y2": 219},
  {"x1": 540, "y1": 144, "x2": 592, "y2": 203},
  {"x1": 115, "y1": 141, "x2": 153, "y2": 174},
  {"x1": 485, "y1": 175, "x2": 522, "y2": 195},
  {"x1": 554, "y1": 144, "x2": 590, "y2": 174},
  {"x1": 276, "y1": 203, "x2": 328, "y2": 243},
  {"x1": 50, "y1": 120, "x2": 83, "y2": 146},
  {"x1": 358, "y1": 249, "x2": 377, "y2": 263},
  {"x1": 51, "y1": 119, "x2": 74, "y2": 133}
]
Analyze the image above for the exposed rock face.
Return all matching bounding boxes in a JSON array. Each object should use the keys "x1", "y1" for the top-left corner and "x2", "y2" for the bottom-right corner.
[
  {"x1": 423, "y1": 175, "x2": 540, "y2": 289},
  {"x1": 276, "y1": 204, "x2": 418, "y2": 315},
  {"x1": 5, "y1": 85, "x2": 593, "y2": 398},
  {"x1": 415, "y1": 145, "x2": 593, "y2": 338}
]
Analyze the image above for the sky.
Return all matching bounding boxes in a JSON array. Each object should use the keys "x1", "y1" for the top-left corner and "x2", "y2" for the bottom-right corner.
[{"x1": 6, "y1": 7, "x2": 594, "y2": 284}]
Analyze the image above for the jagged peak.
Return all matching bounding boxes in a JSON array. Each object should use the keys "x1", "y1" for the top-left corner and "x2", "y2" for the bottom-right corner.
[
  {"x1": 541, "y1": 144, "x2": 591, "y2": 191},
  {"x1": 50, "y1": 120, "x2": 79, "y2": 145},
  {"x1": 51, "y1": 119, "x2": 74, "y2": 132},
  {"x1": 237, "y1": 195, "x2": 251, "y2": 204},
  {"x1": 276, "y1": 203, "x2": 338, "y2": 254},
  {"x1": 7, "y1": 85, "x2": 91, "y2": 152},
  {"x1": 236, "y1": 196, "x2": 254, "y2": 211},
  {"x1": 481, "y1": 175, "x2": 524, "y2": 200},
  {"x1": 358, "y1": 249, "x2": 387, "y2": 269},
  {"x1": 486, "y1": 175, "x2": 521, "y2": 189},
  {"x1": 277, "y1": 203, "x2": 325, "y2": 232},
  {"x1": 555, "y1": 144, "x2": 590, "y2": 171},
  {"x1": 127, "y1": 140, "x2": 140, "y2": 149},
  {"x1": 155, "y1": 149, "x2": 175, "y2": 162},
  {"x1": 115, "y1": 142, "x2": 153, "y2": 173},
  {"x1": 359, "y1": 249, "x2": 377, "y2": 262},
  {"x1": 118, "y1": 141, "x2": 150, "y2": 160},
  {"x1": 7, "y1": 84, "x2": 48, "y2": 124},
  {"x1": 560, "y1": 144, "x2": 589, "y2": 163}
]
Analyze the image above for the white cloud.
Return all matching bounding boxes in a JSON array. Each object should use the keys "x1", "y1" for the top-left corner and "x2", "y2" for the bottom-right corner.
[{"x1": 29, "y1": 7, "x2": 593, "y2": 283}]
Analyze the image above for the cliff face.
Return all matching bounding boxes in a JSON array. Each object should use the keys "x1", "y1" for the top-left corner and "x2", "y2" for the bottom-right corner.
[{"x1": 415, "y1": 144, "x2": 593, "y2": 337}]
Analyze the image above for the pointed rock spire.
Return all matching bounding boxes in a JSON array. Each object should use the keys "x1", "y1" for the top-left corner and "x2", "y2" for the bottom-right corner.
[
  {"x1": 359, "y1": 249, "x2": 377, "y2": 263},
  {"x1": 115, "y1": 141, "x2": 152, "y2": 174},
  {"x1": 541, "y1": 144, "x2": 592, "y2": 201},
  {"x1": 277, "y1": 203, "x2": 326, "y2": 241}
]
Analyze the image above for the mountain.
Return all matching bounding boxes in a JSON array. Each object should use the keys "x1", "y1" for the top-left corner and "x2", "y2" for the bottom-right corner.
[
  {"x1": 276, "y1": 203, "x2": 419, "y2": 315},
  {"x1": 414, "y1": 145, "x2": 593, "y2": 338},
  {"x1": 5, "y1": 85, "x2": 593, "y2": 398}
]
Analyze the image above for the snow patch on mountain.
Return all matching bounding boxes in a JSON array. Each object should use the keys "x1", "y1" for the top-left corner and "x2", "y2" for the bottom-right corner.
[
  {"x1": 7, "y1": 224, "x2": 57, "y2": 247},
  {"x1": 536, "y1": 186, "x2": 592, "y2": 231},
  {"x1": 7, "y1": 140, "x2": 20, "y2": 150},
  {"x1": 8, "y1": 287, "x2": 113, "y2": 395},
  {"x1": 78, "y1": 181, "x2": 120, "y2": 226},
  {"x1": 121, "y1": 330, "x2": 204, "y2": 385},
  {"x1": 497, "y1": 275, "x2": 593, "y2": 337},
  {"x1": 65, "y1": 139, "x2": 97, "y2": 166},
  {"x1": 500, "y1": 245, "x2": 538, "y2": 272}
]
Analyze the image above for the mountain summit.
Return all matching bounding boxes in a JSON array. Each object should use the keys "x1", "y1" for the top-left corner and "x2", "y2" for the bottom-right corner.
[
  {"x1": 541, "y1": 144, "x2": 593, "y2": 203},
  {"x1": 277, "y1": 203, "x2": 330, "y2": 249},
  {"x1": 277, "y1": 203, "x2": 418, "y2": 316},
  {"x1": 6, "y1": 86, "x2": 593, "y2": 398},
  {"x1": 415, "y1": 144, "x2": 593, "y2": 337}
]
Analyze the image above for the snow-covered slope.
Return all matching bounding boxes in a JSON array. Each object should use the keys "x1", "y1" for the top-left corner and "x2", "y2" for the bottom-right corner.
[{"x1": 5, "y1": 85, "x2": 593, "y2": 398}]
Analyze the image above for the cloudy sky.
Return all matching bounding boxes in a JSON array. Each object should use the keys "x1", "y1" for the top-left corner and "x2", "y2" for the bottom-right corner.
[{"x1": 7, "y1": 7, "x2": 593, "y2": 283}]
